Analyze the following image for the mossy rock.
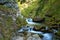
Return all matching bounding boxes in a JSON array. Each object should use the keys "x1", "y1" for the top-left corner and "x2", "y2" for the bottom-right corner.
[{"x1": 0, "y1": 5, "x2": 16, "y2": 13}]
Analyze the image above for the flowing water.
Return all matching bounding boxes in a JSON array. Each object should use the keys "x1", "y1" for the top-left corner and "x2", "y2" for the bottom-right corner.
[{"x1": 17, "y1": 18, "x2": 58, "y2": 40}]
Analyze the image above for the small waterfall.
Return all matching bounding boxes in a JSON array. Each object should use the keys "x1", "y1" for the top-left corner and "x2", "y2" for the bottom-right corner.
[
  {"x1": 42, "y1": 33, "x2": 53, "y2": 40},
  {"x1": 45, "y1": 26, "x2": 48, "y2": 30}
]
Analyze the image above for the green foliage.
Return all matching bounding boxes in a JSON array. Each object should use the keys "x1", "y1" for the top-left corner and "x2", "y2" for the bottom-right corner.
[
  {"x1": 45, "y1": 0, "x2": 60, "y2": 26},
  {"x1": 20, "y1": 0, "x2": 60, "y2": 26},
  {"x1": 20, "y1": 0, "x2": 55, "y2": 18},
  {"x1": 20, "y1": 0, "x2": 26, "y2": 4},
  {"x1": 16, "y1": 16, "x2": 27, "y2": 28},
  {"x1": 21, "y1": 0, "x2": 39, "y2": 18}
]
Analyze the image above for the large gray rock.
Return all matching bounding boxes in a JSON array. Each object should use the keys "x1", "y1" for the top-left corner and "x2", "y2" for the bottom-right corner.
[
  {"x1": 12, "y1": 36, "x2": 24, "y2": 40},
  {"x1": 0, "y1": 0, "x2": 17, "y2": 3},
  {"x1": 12, "y1": 34, "x2": 42, "y2": 40},
  {"x1": 27, "y1": 34, "x2": 42, "y2": 40}
]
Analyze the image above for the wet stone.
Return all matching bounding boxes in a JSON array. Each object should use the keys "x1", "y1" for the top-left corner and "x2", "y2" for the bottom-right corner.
[
  {"x1": 27, "y1": 34, "x2": 42, "y2": 40},
  {"x1": 12, "y1": 36, "x2": 24, "y2": 40}
]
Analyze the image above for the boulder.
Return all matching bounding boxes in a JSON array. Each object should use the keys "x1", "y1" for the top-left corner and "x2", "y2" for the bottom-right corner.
[
  {"x1": 27, "y1": 34, "x2": 42, "y2": 40},
  {"x1": 33, "y1": 17, "x2": 45, "y2": 23},
  {"x1": 12, "y1": 36, "x2": 24, "y2": 40}
]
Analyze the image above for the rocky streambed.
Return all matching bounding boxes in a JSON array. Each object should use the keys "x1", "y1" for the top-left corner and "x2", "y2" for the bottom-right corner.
[
  {"x1": 12, "y1": 33, "x2": 42, "y2": 40},
  {"x1": 12, "y1": 18, "x2": 57, "y2": 40}
]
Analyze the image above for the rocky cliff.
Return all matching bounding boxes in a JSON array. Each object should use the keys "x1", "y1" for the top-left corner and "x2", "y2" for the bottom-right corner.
[{"x1": 0, "y1": 0, "x2": 21, "y2": 40}]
